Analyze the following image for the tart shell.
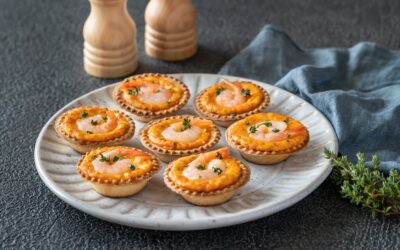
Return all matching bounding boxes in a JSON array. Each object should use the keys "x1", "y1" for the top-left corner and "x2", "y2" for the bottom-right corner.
[
  {"x1": 193, "y1": 83, "x2": 270, "y2": 127},
  {"x1": 76, "y1": 148, "x2": 162, "y2": 197},
  {"x1": 140, "y1": 115, "x2": 221, "y2": 163},
  {"x1": 54, "y1": 108, "x2": 135, "y2": 154},
  {"x1": 163, "y1": 158, "x2": 251, "y2": 206},
  {"x1": 113, "y1": 73, "x2": 190, "y2": 122},
  {"x1": 225, "y1": 125, "x2": 310, "y2": 165}
]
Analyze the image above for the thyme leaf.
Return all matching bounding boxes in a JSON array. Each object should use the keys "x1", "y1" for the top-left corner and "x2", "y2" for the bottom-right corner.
[{"x1": 324, "y1": 148, "x2": 400, "y2": 217}]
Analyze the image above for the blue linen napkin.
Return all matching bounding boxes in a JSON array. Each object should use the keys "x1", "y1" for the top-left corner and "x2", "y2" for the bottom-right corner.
[{"x1": 219, "y1": 25, "x2": 400, "y2": 173}]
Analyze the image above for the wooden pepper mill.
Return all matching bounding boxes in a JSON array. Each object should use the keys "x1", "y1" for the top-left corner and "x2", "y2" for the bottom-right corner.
[
  {"x1": 145, "y1": 0, "x2": 197, "y2": 61},
  {"x1": 83, "y1": 0, "x2": 138, "y2": 78}
]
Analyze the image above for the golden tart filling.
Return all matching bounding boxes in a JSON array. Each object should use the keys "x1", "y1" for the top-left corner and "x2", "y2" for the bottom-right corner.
[
  {"x1": 196, "y1": 80, "x2": 269, "y2": 116},
  {"x1": 77, "y1": 146, "x2": 161, "y2": 197},
  {"x1": 77, "y1": 146, "x2": 160, "y2": 184},
  {"x1": 164, "y1": 148, "x2": 250, "y2": 206},
  {"x1": 56, "y1": 106, "x2": 133, "y2": 143},
  {"x1": 165, "y1": 148, "x2": 249, "y2": 193},
  {"x1": 227, "y1": 113, "x2": 309, "y2": 153},
  {"x1": 114, "y1": 73, "x2": 190, "y2": 120},
  {"x1": 140, "y1": 115, "x2": 221, "y2": 162}
]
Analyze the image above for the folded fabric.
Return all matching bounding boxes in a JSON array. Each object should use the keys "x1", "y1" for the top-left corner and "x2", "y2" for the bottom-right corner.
[{"x1": 219, "y1": 25, "x2": 400, "y2": 173}]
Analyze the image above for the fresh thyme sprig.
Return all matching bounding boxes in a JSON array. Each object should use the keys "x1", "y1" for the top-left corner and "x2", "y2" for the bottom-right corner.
[{"x1": 323, "y1": 148, "x2": 400, "y2": 217}]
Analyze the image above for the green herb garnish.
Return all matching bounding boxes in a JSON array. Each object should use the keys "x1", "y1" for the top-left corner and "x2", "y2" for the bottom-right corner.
[
  {"x1": 90, "y1": 120, "x2": 98, "y2": 125},
  {"x1": 99, "y1": 153, "x2": 108, "y2": 162},
  {"x1": 216, "y1": 152, "x2": 223, "y2": 159},
  {"x1": 241, "y1": 89, "x2": 250, "y2": 96},
  {"x1": 196, "y1": 165, "x2": 206, "y2": 170},
  {"x1": 113, "y1": 156, "x2": 119, "y2": 162},
  {"x1": 264, "y1": 121, "x2": 272, "y2": 127},
  {"x1": 128, "y1": 87, "x2": 141, "y2": 95},
  {"x1": 212, "y1": 167, "x2": 222, "y2": 175},
  {"x1": 272, "y1": 128, "x2": 280, "y2": 133},
  {"x1": 155, "y1": 89, "x2": 161, "y2": 93},
  {"x1": 103, "y1": 116, "x2": 108, "y2": 122},
  {"x1": 129, "y1": 164, "x2": 135, "y2": 170},
  {"x1": 249, "y1": 125, "x2": 257, "y2": 133},
  {"x1": 80, "y1": 111, "x2": 88, "y2": 118},
  {"x1": 324, "y1": 148, "x2": 400, "y2": 217},
  {"x1": 181, "y1": 118, "x2": 191, "y2": 131},
  {"x1": 86, "y1": 131, "x2": 93, "y2": 134},
  {"x1": 245, "y1": 122, "x2": 251, "y2": 126},
  {"x1": 283, "y1": 118, "x2": 289, "y2": 124},
  {"x1": 215, "y1": 87, "x2": 226, "y2": 96}
]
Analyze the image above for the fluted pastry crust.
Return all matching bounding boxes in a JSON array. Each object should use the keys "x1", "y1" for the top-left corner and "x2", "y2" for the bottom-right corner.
[
  {"x1": 194, "y1": 81, "x2": 270, "y2": 127},
  {"x1": 225, "y1": 113, "x2": 309, "y2": 164},
  {"x1": 113, "y1": 73, "x2": 190, "y2": 122},
  {"x1": 140, "y1": 115, "x2": 221, "y2": 162},
  {"x1": 55, "y1": 106, "x2": 135, "y2": 153}
]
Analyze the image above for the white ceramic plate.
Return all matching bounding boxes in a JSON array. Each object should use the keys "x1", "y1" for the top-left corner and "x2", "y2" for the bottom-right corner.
[{"x1": 34, "y1": 73, "x2": 338, "y2": 231}]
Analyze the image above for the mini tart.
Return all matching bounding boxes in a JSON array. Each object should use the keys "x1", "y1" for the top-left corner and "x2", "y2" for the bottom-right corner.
[
  {"x1": 55, "y1": 106, "x2": 135, "y2": 153},
  {"x1": 163, "y1": 148, "x2": 250, "y2": 206},
  {"x1": 113, "y1": 73, "x2": 190, "y2": 122},
  {"x1": 77, "y1": 146, "x2": 161, "y2": 197},
  {"x1": 140, "y1": 115, "x2": 221, "y2": 162},
  {"x1": 194, "y1": 80, "x2": 270, "y2": 127},
  {"x1": 226, "y1": 113, "x2": 309, "y2": 165}
]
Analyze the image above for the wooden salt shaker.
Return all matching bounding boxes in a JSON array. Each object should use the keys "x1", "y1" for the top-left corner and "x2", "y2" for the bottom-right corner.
[
  {"x1": 145, "y1": 0, "x2": 197, "y2": 61},
  {"x1": 83, "y1": 0, "x2": 138, "y2": 78}
]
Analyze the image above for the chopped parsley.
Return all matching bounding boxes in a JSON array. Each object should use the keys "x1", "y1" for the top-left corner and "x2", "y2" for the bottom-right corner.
[
  {"x1": 212, "y1": 167, "x2": 222, "y2": 175},
  {"x1": 241, "y1": 88, "x2": 250, "y2": 96},
  {"x1": 264, "y1": 121, "x2": 272, "y2": 127},
  {"x1": 215, "y1": 87, "x2": 226, "y2": 96},
  {"x1": 99, "y1": 153, "x2": 109, "y2": 162},
  {"x1": 155, "y1": 89, "x2": 161, "y2": 93},
  {"x1": 80, "y1": 111, "x2": 88, "y2": 118},
  {"x1": 128, "y1": 87, "x2": 141, "y2": 95},
  {"x1": 216, "y1": 152, "x2": 223, "y2": 159},
  {"x1": 113, "y1": 156, "x2": 119, "y2": 162},
  {"x1": 283, "y1": 118, "x2": 289, "y2": 124},
  {"x1": 129, "y1": 164, "x2": 135, "y2": 170},
  {"x1": 103, "y1": 116, "x2": 108, "y2": 122},
  {"x1": 245, "y1": 121, "x2": 251, "y2": 126},
  {"x1": 86, "y1": 131, "x2": 93, "y2": 134},
  {"x1": 272, "y1": 128, "x2": 280, "y2": 133},
  {"x1": 181, "y1": 118, "x2": 191, "y2": 131},
  {"x1": 196, "y1": 165, "x2": 206, "y2": 170},
  {"x1": 249, "y1": 125, "x2": 257, "y2": 133},
  {"x1": 90, "y1": 120, "x2": 98, "y2": 125}
]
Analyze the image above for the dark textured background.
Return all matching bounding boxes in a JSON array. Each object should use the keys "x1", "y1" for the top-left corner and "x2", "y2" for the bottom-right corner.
[{"x1": 1, "y1": 0, "x2": 400, "y2": 249}]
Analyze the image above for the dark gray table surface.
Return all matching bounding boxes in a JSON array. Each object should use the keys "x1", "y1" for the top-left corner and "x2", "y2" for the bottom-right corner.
[{"x1": 2, "y1": 0, "x2": 400, "y2": 249}]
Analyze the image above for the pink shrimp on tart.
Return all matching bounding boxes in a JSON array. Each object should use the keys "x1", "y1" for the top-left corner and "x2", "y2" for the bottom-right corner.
[
  {"x1": 163, "y1": 147, "x2": 250, "y2": 206},
  {"x1": 225, "y1": 113, "x2": 309, "y2": 165},
  {"x1": 194, "y1": 79, "x2": 270, "y2": 127},
  {"x1": 140, "y1": 115, "x2": 221, "y2": 162},
  {"x1": 113, "y1": 73, "x2": 190, "y2": 122},
  {"x1": 55, "y1": 106, "x2": 135, "y2": 153},
  {"x1": 77, "y1": 146, "x2": 161, "y2": 197}
]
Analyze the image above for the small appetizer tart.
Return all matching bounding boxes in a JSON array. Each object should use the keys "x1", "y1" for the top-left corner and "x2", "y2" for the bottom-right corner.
[
  {"x1": 55, "y1": 106, "x2": 135, "y2": 153},
  {"x1": 113, "y1": 73, "x2": 190, "y2": 122},
  {"x1": 77, "y1": 146, "x2": 161, "y2": 197},
  {"x1": 140, "y1": 115, "x2": 221, "y2": 162},
  {"x1": 164, "y1": 147, "x2": 250, "y2": 206},
  {"x1": 194, "y1": 79, "x2": 270, "y2": 127},
  {"x1": 226, "y1": 113, "x2": 309, "y2": 165}
]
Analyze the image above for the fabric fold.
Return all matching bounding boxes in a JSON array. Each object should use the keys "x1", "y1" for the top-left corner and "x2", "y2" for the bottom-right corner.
[{"x1": 219, "y1": 25, "x2": 400, "y2": 172}]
